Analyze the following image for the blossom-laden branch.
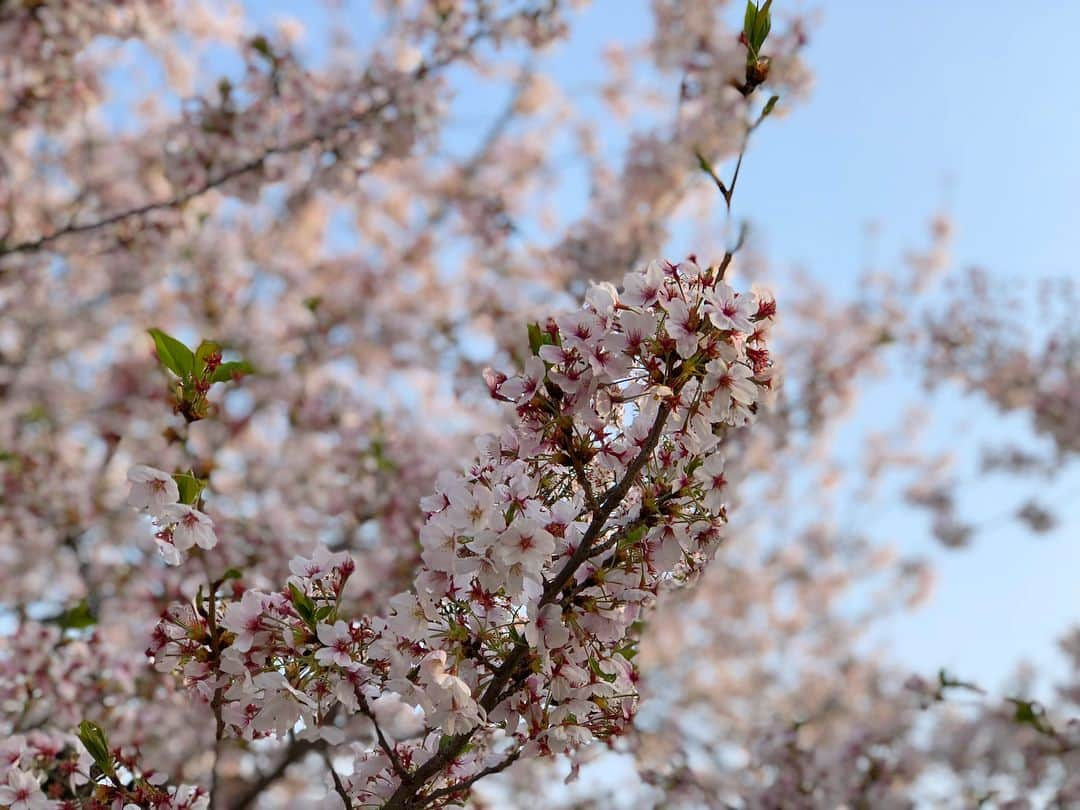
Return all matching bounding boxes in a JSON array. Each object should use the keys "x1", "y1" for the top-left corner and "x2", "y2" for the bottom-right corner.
[
  {"x1": 0, "y1": 720, "x2": 211, "y2": 810},
  {"x1": 134, "y1": 257, "x2": 775, "y2": 807},
  {"x1": 0, "y1": 2, "x2": 563, "y2": 265}
]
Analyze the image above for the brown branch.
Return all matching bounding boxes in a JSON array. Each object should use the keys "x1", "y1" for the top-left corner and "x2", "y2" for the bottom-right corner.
[
  {"x1": 227, "y1": 738, "x2": 326, "y2": 810},
  {"x1": 717, "y1": 222, "x2": 748, "y2": 281},
  {"x1": 568, "y1": 446, "x2": 599, "y2": 515},
  {"x1": 320, "y1": 750, "x2": 353, "y2": 809},
  {"x1": 418, "y1": 749, "x2": 522, "y2": 808},
  {"x1": 204, "y1": 574, "x2": 227, "y2": 809},
  {"x1": 694, "y1": 89, "x2": 772, "y2": 216},
  {"x1": 358, "y1": 695, "x2": 408, "y2": 780},
  {"x1": 539, "y1": 402, "x2": 671, "y2": 606},
  {"x1": 1, "y1": 144, "x2": 322, "y2": 259},
  {"x1": 0, "y1": 37, "x2": 491, "y2": 262}
]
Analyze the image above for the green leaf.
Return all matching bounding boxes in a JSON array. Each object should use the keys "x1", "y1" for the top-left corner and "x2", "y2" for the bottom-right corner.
[
  {"x1": 370, "y1": 438, "x2": 397, "y2": 473},
  {"x1": 621, "y1": 523, "x2": 648, "y2": 547},
  {"x1": 760, "y1": 94, "x2": 780, "y2": 119},
  {"x1": 587, "y1": 657, "x2": 616, "y2": 683},
  {"x1": 210, "y1": 361, "x2": 253, "y2": 384},
  {"x1": 53, "y1": 600, "x2": 97, "y2": 631},
  {"x1": 743, "y1": 1, "x2": 757, "y2": 44},
  {"x1": 1013, "y1": 700, "x2": 1036, "y2": 723},
  {"x1": 77, "y1": 720, "x2": 116, "y2": 780},
  {"x1": 220, "y1": 568, "x2": 243, "y2": 581},
  {"x1": 148, "y1": 328, "x2": 194, "y2": 378},
  {"x1": 288, "y1": 583, "x2": 316, "y2": 627},
  {"x1": 22, "y1": 404, "x2": 48, "y2": 424},
  {"x1": 194, "y1": 583, "x2": 206, "y2": 618},
  {"x1": 743, "y1": 0, "x2": 772, "y2": 56},
  {"x1": 525, "y1": 321, "x2": 559, "y2": 357},
  {"x1": 172, "y1": 471, "x2": 205, "y2": 506},
  {"x1": 437, "y1": 734, "x2": 458, "y2": 754},
  {"x1": 527, "y1": 322, "x2": 544, "y2": 356},
  {"x1": 751, "y1": 1, "x2": 772, "y2": 50},
  {"x1": 250, "y1": 34, "x2": 275, "y2": 61},
  {"x1": 1009, "y1": 698, "x2": 1049, "y2": 733}
]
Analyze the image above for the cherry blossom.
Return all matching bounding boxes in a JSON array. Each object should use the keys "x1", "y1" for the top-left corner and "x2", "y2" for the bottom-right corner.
[
  {"x1": 157, "y1": 503, "x2": 218, "y2": 551},
  {"x1": 0, "y1": 768, "x2": 51, "y2": 810},
  {"x1": 2, "y1": 2, "x2": 1076, "y2": 808},
  {"x1": 125, "y1": 465, "x2": 180, "y2": 514},
  {"x1": 315, "y1": 621, "x2": 359, "y2": 670}
]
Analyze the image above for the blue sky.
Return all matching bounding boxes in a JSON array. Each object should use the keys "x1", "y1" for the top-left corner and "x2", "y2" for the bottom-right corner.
[
  {"x1": 738, "y1": 0, "x2": 1080, "y2": 690},
  {"x1": 109, "y1": 1, "x2": 1078, "y2": 691},
  {"x1": 510, "y1": 0, "x2": 1080, "y2": 692},
  {"x1": 739, "y1": 0, "x2": 1080, "y2": 287}
]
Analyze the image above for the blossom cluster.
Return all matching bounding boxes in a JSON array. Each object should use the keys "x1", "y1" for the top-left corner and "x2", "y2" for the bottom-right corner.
[
  {"x1": 8, "y1": 1, "x2": 1077, "y2": 808},
  {"x1": 0, "y1": 730, "x2": 208, "y2": 810},
  {"x1": 126, "y1": 465, "x2": 217, "y2": 565},
  {"x1": 140, "y1": 257, "x2": 776, "y2": 806},
  {"x1": 0, "y1": 0, "x2": 175, "y2": 135}
]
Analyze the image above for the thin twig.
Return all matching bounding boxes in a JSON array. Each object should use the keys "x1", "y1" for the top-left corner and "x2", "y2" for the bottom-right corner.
[
  {"x1": 205, "y1": 574, "x2": 226, "y2": 810},
  {"x1": 717, "y1": 222, "x2": 749, "y2": 280},
  {"x1": 419, "y1": 749, "x2": 522, "y2": 807},
  {"x1": 358, "y1": 696, "x2": 407, "y2": 779},
  {"x1": 568, "y1": 448, "x2": 599, "y2": 515},
  {"x1": 320, "y1": 750, "x2": 353, "y2": 809}
]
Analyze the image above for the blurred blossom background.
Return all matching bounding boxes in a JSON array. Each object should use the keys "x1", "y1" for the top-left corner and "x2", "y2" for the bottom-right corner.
[
  {"x1": 3, "y1": 0, "x2": 1078, "y2": 806},
  {"x1": 165, "y1": 0, "x2": 1080, "y2": 691}
]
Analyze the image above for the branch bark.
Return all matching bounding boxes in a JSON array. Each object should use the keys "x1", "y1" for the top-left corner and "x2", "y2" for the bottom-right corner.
[
  {"x1": 0, "y1": 36, "x2": 490, "y2": 263},
  {"x1": 227, "y1": 738, "x2": 326, "y2": 810}
]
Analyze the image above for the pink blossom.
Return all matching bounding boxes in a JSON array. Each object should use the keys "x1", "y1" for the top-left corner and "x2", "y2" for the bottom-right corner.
[
  {"x1": 126, "y1": 465, "x2": 179, "y2": 514},
  {"x1": 705, "y1": 283, "x2": 755, "y2": 332},
  {"x1": 525, "y1": 603, "x2": 571, "y2": 655},
  {"x1": 0, "y1": 769, "x2": 51, "y2": 810},
  {"x1": 623, "y1": 260, "x2": 666, "y2": 308},
  {"x1": 157, "y1": 503, "x2": 217, "y2": 551},
  {"x1": 663, "y1": 297, "x2": 700, "y2": 358},
  {"x1": 315, "y1": 621, "x2": 355, "y2": 669}
]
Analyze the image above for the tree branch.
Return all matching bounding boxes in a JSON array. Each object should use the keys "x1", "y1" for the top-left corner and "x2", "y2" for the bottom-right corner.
[
  {"x1": 0, "y1": 37, "x2": 491, "y2": 263},
  {"x1": 417, "y1": 749, "x2": 522, "y2": 808},
  {"x1": 320, "y1": 750, "x2": 353, "y2": 809},
  {"x1": 381, "y1": 403, "x2": 672, "y2": 809},
  {"x1": 227, "y1": 737, "x2": 325, "y2": 810},
  {"x1": 358, "y1": 695, "x2": 408, "y2": 780}
]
